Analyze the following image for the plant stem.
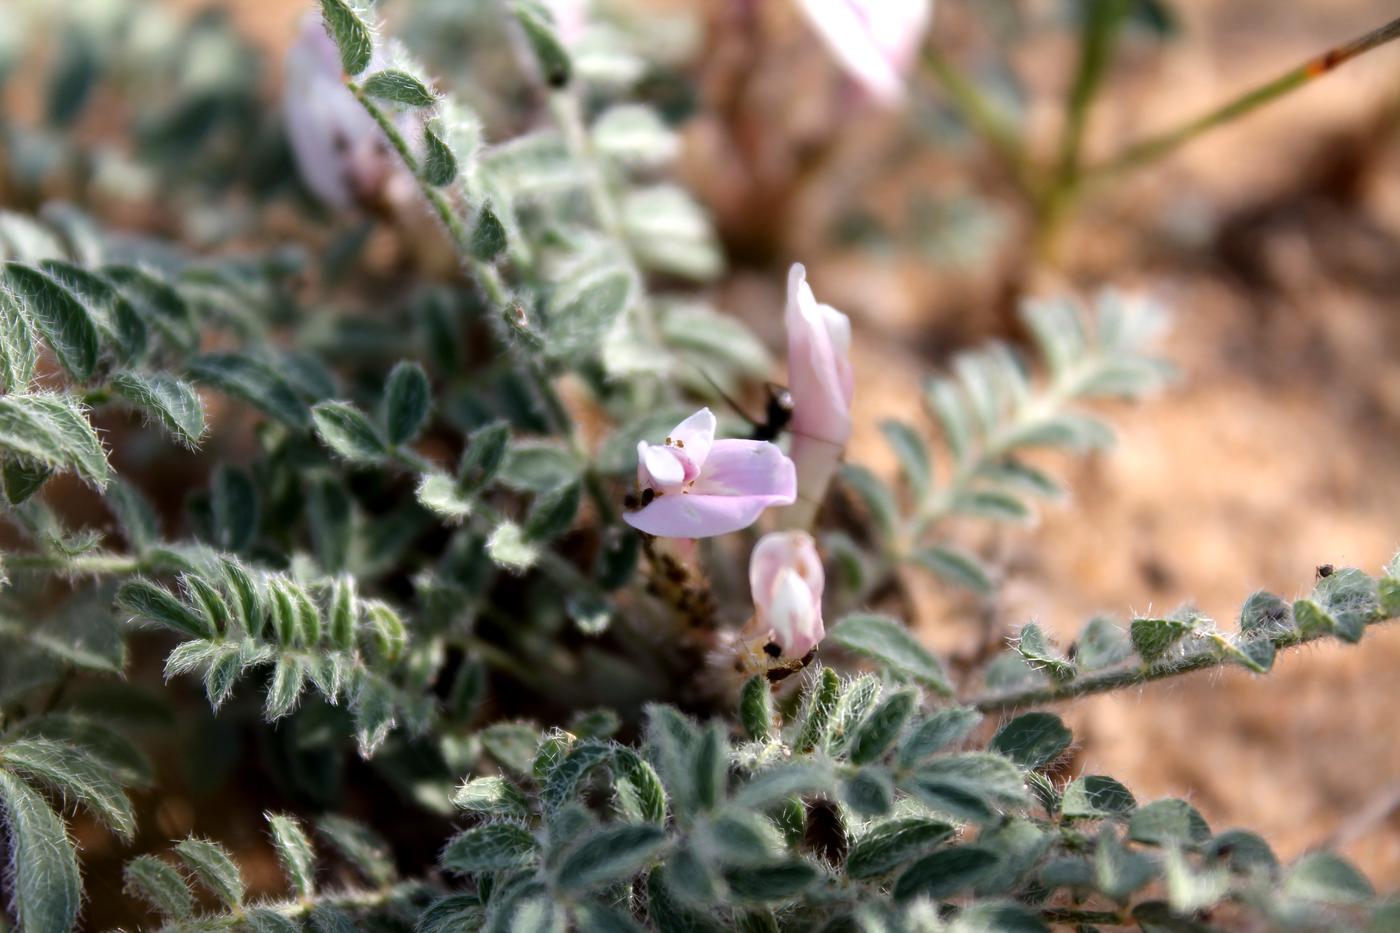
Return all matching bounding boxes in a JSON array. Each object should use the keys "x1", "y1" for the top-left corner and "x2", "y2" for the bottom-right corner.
[
  {"x1": 968, "y1": 612, "x2": 1398, "y2": 714},
  {"x1": 1088, "y1": 14, "x2": 1400, "y2": 180},
  {"x1": 922, "y1": 47, "x2": 1034, "y2": 198},
  {"x1": 1039, "y1": 0, "x2": 1129, "y2": 255},
  {"x1": 3, "y1": 551, "x2": 146, "y2": 575},
  {"x1": 348, "y1": 82, "x2": 617, "y2": 525},
  {"x1": 1040, "y1": 908, "x2": 1124, "y2": 925}
]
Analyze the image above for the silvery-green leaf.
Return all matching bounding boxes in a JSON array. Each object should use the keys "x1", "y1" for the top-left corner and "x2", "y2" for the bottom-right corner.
[
  {"x1": 591, "y1": 104, "x2": 679, "y2": 168},
  {"x1": 0, "y1": 393, "x2": 110, "y2": 487},
  {"x1": 124, "y1": 854, "x2": 194, "y2": 921},
  {"x1": 312, "y1": 401, "x2": 389, "y2": 464},
  {"x1": 111, "y1": 372, "x2": 206, "y2": 448},
  {"x1": 827, "y1": 614, "x2": 952, "y2": 695},
  {"x1": 621, "y1": 185, "x2": 722, "y2": 281},
  {"x1": 0, "y1": 771, "x2": 81, "y2": 933}
]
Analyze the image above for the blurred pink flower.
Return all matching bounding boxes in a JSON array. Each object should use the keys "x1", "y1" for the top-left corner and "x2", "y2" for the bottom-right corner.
[
  {"x1": 282, "y1": 14, "x2": 417, "y2": 212},
  {"x1": 781, "y1": 263, "x2": 853, "y2": 529},
  {"x1": 795, "y1": 0, "x2": 933, "y2": 105},
  {"x1": 750, "y1": 531, "x2": 826, "y2": 657},
  {"x1": 543, "y1": 0, "x2": 589, "y2": 46},
  {"x1": 624, "y1": 408, "x2": 796, "y2": 538}
]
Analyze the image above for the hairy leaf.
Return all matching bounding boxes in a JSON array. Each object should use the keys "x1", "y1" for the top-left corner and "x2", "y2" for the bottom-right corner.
[
  {"x1": 0, "y1": 393, "x2": 110, "y2": 487},
  {"x1": 175, "y1": 836, "x2": 244, "y2": 908},
  {"x1": 441, "y1": 822, "x2": 538, "y2": 873},
  {"x1": 556, "y1": 823, "x2": 666, "y2": 893},
  {"x1": 0, "y1": 737, "x2": 135, "y2": 840},
  {"x1": 123, "y1": 854, "x2": 194, "y2": 920},
  {"x1": 320, "y1": 0, "x2": 374, "y2": 75},
  {"x1": 828, "y1": 614, "x2": 952, "y2": 695},
  {"x1": 0, "y1": 771, "x2": 81, "y2": 933}
]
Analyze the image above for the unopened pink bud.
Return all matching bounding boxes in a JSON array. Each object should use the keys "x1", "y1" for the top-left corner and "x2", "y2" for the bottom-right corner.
[
  {"x1": 780, "y1": 264, "x2": 854, "y2": 529},
  {"x1": 749, "y1": 531, "x2": 825, "y2": 658}
]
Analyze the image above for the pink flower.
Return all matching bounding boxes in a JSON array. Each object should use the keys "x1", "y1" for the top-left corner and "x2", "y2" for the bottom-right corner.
[
  {"x1": 543, "y1": 0, "x2": 589, "y2": 47},
  {"x1": 624, "y1": 408, "x2": 797, "y2": 538},
  {"x1": 779, "y1": 263, "x2": 854, "y2": 530},
  {"x1": 795, "y1": 0, "x2": 934, "y2": 105},
  {"x1": 786, "y1": 263, "x2": 853, "y2": 448},
  {"x1": 750, "y1": 531, "x2": 825, "y2": 657},
  {"x1": 282, "y1": 15, "x2": 416, "y2": 212}
]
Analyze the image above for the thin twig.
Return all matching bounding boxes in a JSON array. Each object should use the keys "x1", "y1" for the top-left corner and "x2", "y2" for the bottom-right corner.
[
  {"x1": 1089, "y1": 15, "x2": 1400, "y2": 179},
  {"x1": 1315, "y1": 778, "x2": 1400, "y2": 852}
]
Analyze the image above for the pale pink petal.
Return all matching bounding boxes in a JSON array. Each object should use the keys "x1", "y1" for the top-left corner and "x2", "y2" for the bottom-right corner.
[
  {"x1": 785, "y1": 264, "x2": 853, "y2": 447},
  {"x1": 623, "y1": 492, "x2": 779, "y2": 539},
  {"x1": 283, "y1": 13, "x2": 416, "y2": 212},
  {"x1": 819, "y1": 303, "x2": 855, "y2": 401},
  {"x1": 639, "y1": 441, "x2": 686, "y2": 491},
  {"x1": 691, "y1": 440, "x2": 796, "y2": 503},
  {"x1": 667, "y1": 407, "x2": 716, "y2": 468},
  {"x1": 543, "y1": 0, "x2": 588, "y2": 46},
  {"x1": 795, "y1": 0, "x2": 933, "y2": 105},
  {"x1": 768, "y1": 568, "x2": 824, "y2": 657},
  {"x1": 750, "y1": 531, "x2": 824, "y2": 610}
]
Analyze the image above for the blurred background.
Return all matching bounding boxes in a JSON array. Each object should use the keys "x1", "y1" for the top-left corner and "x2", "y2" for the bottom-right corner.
[{"x1": 3, "y1": 0, "x2": 1400, "y2": 924}]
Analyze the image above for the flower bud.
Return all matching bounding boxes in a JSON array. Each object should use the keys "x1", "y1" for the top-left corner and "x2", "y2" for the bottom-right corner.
[
  {"x1": 780, "y1": 264, "x2": 853, "y2": 529},
  {"x1": 749, "y1": 531, "x2": 825, "y2": 658}
]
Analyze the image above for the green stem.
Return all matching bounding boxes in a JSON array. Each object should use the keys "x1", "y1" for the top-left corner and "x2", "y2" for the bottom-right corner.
[
  {"x1": 348, "y1": 82, "x2": 616, "y2": 525},
  {"x1": 199, "y1": 881, "x2": 429, "y2": 931},
  {"x1": 348, "y1": 81, "x2": 484, "y2": 279},
  {"x1": 968, "y1": 612, "x2": 1398, "y2": 715},
  {"x1": 1088, "y1": 14, "x2": 1400, "y2": 180},
  {"x1": 1054, "y1": 0, "x2": 1130, "y2": 187},
  {"x1": 549, "y1": 90, "x2": 624, "y2": 241},
  {"x1": 3, "y1": 551, "x2": 147, "y2": 576},
  {"x1": 1039, "y1": 0, "x2": 1129, "y2": 254},
  {"x1": 922, "y1": 47, "x2": 1034, "y2": 198}
]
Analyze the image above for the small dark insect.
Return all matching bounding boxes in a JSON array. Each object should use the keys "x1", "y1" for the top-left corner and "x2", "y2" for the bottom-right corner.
[
  {"x1": 694, "y1": 369, "x2": 794, "y2": 441},
  {"x1": 1316, "y1": 564, "x2": 1335, "y2": 579},
  {"x1": 640, "y1": 488, "x2": 656, "y2": 507},
  {"x1": 751, "y1": 384, "x2": 795, "y2": 442},
  {"x1": 763, "y1": 642, "x2": 782, "y2": 658}
]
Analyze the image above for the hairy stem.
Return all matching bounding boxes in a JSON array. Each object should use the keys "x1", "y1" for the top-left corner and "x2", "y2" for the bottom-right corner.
[
  {"x1": 969, "y1": 612, "x2": 1398, "y2": 714},
  {"x1": 347, "y1": 82, "x2": 617, "y2": 525},
  {"x1": 3, "y1": 551, "x2": 148, "y2": 575},
  {"x1": 1088, "y1": 14, "x2": 1400, "y2": 180}
]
